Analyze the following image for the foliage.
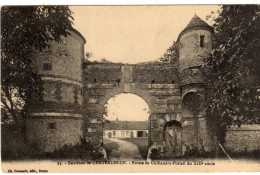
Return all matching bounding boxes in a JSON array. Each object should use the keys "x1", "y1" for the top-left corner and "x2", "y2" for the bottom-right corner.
[
  {"x1": 205, "y1": 5, "x2": 260, "y2": 144},
  {"x1": 1, "y1": 6, "x2": 74, "y2": 126},
  {"x1": 159, "y1": 41, "x2": 179, "y2": 64},
  {"x1": 1, "y1": 127, "x2": 99, "y2": 161},
  {"x1": 48, "y1": 138, "x2": 104, "y2": 160}
]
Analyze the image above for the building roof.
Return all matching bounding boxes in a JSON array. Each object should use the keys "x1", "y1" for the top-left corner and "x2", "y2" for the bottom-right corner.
[
  {"x1": 177, "y1": 15, "x2": 213, "y2": 41},
  {"x1": 104, "y1": 120, "x2": 148, "y2": 130},
  {"x1": 184, "y1": 15, "x2": 212, "y2": 30}
]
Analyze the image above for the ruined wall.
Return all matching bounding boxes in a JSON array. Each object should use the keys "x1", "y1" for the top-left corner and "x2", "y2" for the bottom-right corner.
[
  {"x1": 132, "y1": 64, "x2": 179, "y2": 84},
  {"x1": 83, "y1": 63, "x2": 183, "y2": 150},
  {"x1": 83, "y1": 63, "x2": 213, "y2": 157}
]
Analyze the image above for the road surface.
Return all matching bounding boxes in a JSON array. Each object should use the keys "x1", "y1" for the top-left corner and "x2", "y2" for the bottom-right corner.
[{"x1": 103, "y1": 138, "x2": 142, "y2": 160}]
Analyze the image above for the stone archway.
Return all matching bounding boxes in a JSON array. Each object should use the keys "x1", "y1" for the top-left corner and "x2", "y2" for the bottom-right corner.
[
  {"x1": 83, "y1": 63, "x2": 183, "y2": 152},
  {"x1": 85, "y1": 82, "x2": 156, "y2": 147}
]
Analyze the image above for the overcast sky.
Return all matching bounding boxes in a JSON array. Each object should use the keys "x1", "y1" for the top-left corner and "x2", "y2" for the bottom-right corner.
[{"x1": 70, "y1": 5, "x2": 220, "y2": 64}]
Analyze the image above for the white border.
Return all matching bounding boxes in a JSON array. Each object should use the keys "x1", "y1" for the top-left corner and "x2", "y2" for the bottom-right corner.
[{"x1": 1, "y1": 1, "x2": 260, "y2": 5}]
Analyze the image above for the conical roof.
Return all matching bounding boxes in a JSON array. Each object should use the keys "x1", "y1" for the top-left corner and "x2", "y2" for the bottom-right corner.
[
  {"x1": 184, "y1": 15, "x2": 211, "y2": 30},
  {"x1": 177, "y1": 15, "x2": 213, "y2": 41}
]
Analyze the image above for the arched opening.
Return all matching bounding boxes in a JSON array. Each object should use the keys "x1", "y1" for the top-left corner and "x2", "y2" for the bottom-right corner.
[
  {"x1": 163, "y1": 120, "x2": 182, "y2": 157},
  {"x1": 182, "y1": 92, "x2": 203, "y2": 147},
  {"x1": 102, "y1": 93, "x2": 151, "y2": 160}
]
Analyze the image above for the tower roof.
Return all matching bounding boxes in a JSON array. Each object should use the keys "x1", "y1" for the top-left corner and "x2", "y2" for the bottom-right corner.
[
  {"x1": 185, "y1": 15, "x2": 211, "y2": 30},
  {"x1": 177, "y1": 15, "x2": 213, "y2": 41}
]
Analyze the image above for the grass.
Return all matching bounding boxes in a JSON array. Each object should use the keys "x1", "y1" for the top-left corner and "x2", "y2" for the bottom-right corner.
[{"x1": 122, "y1": 138, "x2": 148, "y2": 159}]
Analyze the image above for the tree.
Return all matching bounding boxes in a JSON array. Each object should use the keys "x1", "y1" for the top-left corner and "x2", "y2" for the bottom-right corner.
[
  {"x1": 205, "y1": 5, "x2": 260, "y2": 145},
  {"x1": 1, "y1": 6, "x2": 74, "y2": 129},
  {"x1": 159, "y1": 41, "x2": 179, "y2": 64}
]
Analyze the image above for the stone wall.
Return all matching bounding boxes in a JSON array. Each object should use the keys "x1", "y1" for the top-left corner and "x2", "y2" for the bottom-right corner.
[
  {"x1": 27, "y1": 117, "x2": 83, "y2": 152},
  {"x1": 84, "y1": 64, "x2": 122, "y2": 83},
  {"x1": 225, "y1": 126, "x2": 260, "y2": 153},
  {"x1": 132, "y1": 65, "x2": 179, "y2": 84}
]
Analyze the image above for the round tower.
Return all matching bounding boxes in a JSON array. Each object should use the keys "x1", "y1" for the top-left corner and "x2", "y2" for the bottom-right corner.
[
  {"x1": 27, "y1": 29, "x2": 86, "y2": 152},
  {"x1": 177, "y1": 15, "x2": 214, "y2": 153},
  {"x1": 178, "y1": 14, "x2": 213, "y2": 91}
]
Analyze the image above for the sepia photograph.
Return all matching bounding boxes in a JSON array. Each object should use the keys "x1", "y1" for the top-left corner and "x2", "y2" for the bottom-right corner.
[{"x1": 1, "y1": 4, "x2": 260, "y2": 173}]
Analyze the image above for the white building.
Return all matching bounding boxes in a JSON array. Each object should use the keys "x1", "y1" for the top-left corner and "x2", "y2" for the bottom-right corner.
[{"x1": 103, "y1": 120, "x2": 148, "y2": 139}]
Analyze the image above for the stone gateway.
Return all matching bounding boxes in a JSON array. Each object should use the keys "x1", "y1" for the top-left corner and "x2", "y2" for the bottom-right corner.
[{"x1": 27, "y1": 15, "x2": 215, "y2": 158}]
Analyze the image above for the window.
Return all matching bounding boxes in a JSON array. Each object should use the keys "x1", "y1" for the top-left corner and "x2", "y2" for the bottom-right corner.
[
  {"x1": 113, "y1": 131, "x2": 116, "y2": 136},
  {"x1": 126, "y1": 131, "x2": 129, "y2": 136},
  {"x1": 47, "y1": 122, "x2": 56, "y2": 129},
  {"x1": 121, "y1": 131, "x2": 124, "y2": 136},
  {"x1": 42, "y1": 63, "x2": 52, "y2": 71},
  {"x1": 200, "y1": 35, "x2": 205, "y2": 47}
]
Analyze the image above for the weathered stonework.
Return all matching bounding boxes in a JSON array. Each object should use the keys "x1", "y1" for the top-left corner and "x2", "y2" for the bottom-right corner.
[
  {"x1": 225, "y1": 128, "x2": 260, "y2": 153},
  {"x1": 27, "y1": 117, "x2": 83, "y2": 152},
  {"x1": 27, "y1": 29, "x2": 85, "y2": 152}
]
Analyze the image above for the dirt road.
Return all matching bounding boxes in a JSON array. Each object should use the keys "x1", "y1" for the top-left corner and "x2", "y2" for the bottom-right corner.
[{"x1": 103, "y1": 138, "x2": 142, "y2": 160}]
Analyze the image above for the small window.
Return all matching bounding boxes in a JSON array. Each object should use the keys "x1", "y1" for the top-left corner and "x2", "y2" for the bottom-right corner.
[
  {"x1": 48, "y1": 122, "x2": 56, "y2": 129},
  {"x1": 42, "y1": 63, "x2": 52, "y2": 71},
  {"x1": 200, "y1": 35, "x2": 205, "y2": 47},
  {"x1": 113, "y1": 131, "x2": 116, "y2": 136},
  {"x1": 121, "y1": 131, "x2": 124, "y2": 136}
]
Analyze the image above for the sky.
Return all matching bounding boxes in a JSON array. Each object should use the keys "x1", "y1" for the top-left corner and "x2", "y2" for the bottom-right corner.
[
  {"x1": 70, "y1": 5, "x2": 220, "y2": 64},
  {"x1": 104, "y1": 93, "x2": 150, "y2": 121},
  {"x1": 70, "y1": 5, "x2": 220, "y2": 121}
]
